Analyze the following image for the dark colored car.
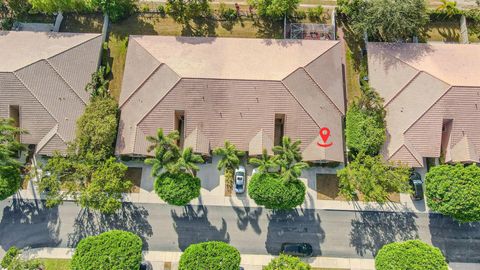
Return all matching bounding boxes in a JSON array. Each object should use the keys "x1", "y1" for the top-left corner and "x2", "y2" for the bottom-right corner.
[
  {"x1": 409, "y1": 171, "x2": 424, "y2": 201},
  {"x1": 280, "y1": 243, "x2": 313, "y2": 257}
]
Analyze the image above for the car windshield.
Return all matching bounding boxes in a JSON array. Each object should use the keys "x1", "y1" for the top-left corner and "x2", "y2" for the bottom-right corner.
[
  {"x1": 237, "y1": 172, "x2": 245, "y2": 177},
  {"x1": 236, "y1": 184, "x2": 243, "y2": 189}
]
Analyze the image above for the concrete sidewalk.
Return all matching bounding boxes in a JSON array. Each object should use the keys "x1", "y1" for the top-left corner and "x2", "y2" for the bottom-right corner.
[
  {"x1": 22, "y1": 247, "x2": 480, "y2": 270},
  {"x1": 23, "y1": 247, "x2": 376, "y2": 270}
]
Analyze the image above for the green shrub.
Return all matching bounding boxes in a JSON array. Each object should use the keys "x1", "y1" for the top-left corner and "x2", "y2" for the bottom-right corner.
[
  {"x1": 307, "y1": 6, "x2": 324, "y2": 22},
  {"x1": 141, "y1": 5, "x2": 150, "y2": 12},
  {"x1": 0, "y1": 166, "x2": 22, "y2": 201},
  {"x1": 375, "y1": 240, "x2": 448, "y2": 270},
  {"x1": 248, "y1": 173, "x2": 306, "y2": 210},
  {"x1": 95, "y1": 0, "x2": 137, "y2": 23},
  {"x1": 158, "y1": 4, "x2": 166, "y2": 17},
  {"x1": 154, "y1": 172, "x2": 201, "y2": 206},
  {"x1": 426, "y1": 164, "x2": 480, "y2": 222},
  {"x1": 71, "y1": 230, "x2": 142, "y2": 270},
  {"x1": 345, "y1": 104, "x2": 386, "y2": 156},
  {"x1": 294, "y1": 10, "x2": 306, "y2": 20},
  {"x1": 179, "y1": 241, "x2": 240, "y2": 270},
  {"x1": 218, "y1": 2, "x2": 237, "y2": 21},
  {"x1": 1, "y1": 246, "x2": 20, "y2": 268},
  {"x1": 265, "y1": 254, "x2": 310, "y2": 270}
]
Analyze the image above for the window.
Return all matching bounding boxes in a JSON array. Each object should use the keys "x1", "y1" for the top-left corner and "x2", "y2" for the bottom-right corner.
[
  {"x1": 274, "y1": 114, "x2": 285, "y2": 146},
  {"x1": 175, "y1": 110, "x2": 185, "y2": 148}
]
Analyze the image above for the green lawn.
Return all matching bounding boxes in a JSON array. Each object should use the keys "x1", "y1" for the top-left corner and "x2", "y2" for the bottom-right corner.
[{"x1": 40, "y1": 258, "x2": 71, "y2": 270}]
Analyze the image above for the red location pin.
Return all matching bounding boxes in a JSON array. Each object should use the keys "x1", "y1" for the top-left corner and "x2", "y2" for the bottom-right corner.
[{"x1": 317, "y1": 127, "x2": 333, "y2": 148}]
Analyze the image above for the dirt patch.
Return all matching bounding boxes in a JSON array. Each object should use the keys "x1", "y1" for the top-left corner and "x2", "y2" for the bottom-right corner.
[
  {"x1": 316, "y1": 174, "x2": 345, "y2": 201},
  {"x1": 316, "y1": 174, "x2": 401, "y2": 203},
  {"x1": 125, "y1": 167, "x2": 142, "y2": 193}
]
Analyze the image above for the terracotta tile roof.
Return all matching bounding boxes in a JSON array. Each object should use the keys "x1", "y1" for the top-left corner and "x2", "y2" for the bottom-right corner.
[
  {"x1": 248, "y1": 129, "x2": 274, "y2": 156},
  {"x1": 447, "y1": 135, "x2": 479, "y2": 164},
  {"x1": 368, "y1": 42, "x2": 480, "y2": 167},
  {"x1": 117, "y1": 36, "x2": 345, "y2": 163},
  {"x1": 184, "y1": 128, "x2": 210, "y2": 156},
  {"x1": 0, "y1": 31, "x2": 102, "y2": 155}
]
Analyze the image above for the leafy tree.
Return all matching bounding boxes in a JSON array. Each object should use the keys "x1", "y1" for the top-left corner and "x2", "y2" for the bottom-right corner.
[
  {"x1": 273, "y1": 136, "x2": 309, "y2": 183},
  {"x1": 75, "y1": 96, "x2": 118, "y2": 161},
  {"x1": 338, "y1": 0, "x2": 429, "y2": 42},
  {"x1": 166, "y1": 0, "x2": 212, "y2": 23},
  {"x1": 79, "y1": 158, "x2": 132, "y2": 214},
  {"x1": 248, "y1": 172, "x2": 306, "y2": 209},
  {"x1": 90, "y1": 0, "x2": 137, "y2": 23},
  {"x1": 71, "y1": 230, "x2": 143, "y2": 270},
  {"x1": 154, "y1": 171, "x2": 201, "y2": 206},
  {"x1": 171, "y1": 147, "x2": 204, "y2": 176},
  {"x1": 426, "y1": 164, "x2": 480, "y2": 222},
  {"x1": 28, "y1": 0, "x2": 89, "y2": 13},
  {"x1": 0, "y1": 118, "x2": 25, "y2": 201},
  {"x1": 375, "y1": 240, "x2": 448, "y2": 270},
  {"x1": 3, "y1": 0, "x2": 32, "y2": 17},
  {"x1": 249, "y1": 149, "x2": 276, "y2": 174},
  {"x1": 85, "y1": 66, "x2": 110, "y2": 98},
  {"x1": 39, "y1": 74, "x2": 129, "y2": 214},
  {"x1": 264, "y1": 254, "x2": 311, "y2": 270},
  {"x1": 248, "y1": 0, "x2": 300, "y2": 19},
  {"x1": 145, "y1": 129, "x2": 180, "y2": 177},
  {"x1": 436, "y1": 0, "x2": 461, "y2": 18},
  {"x1": 1, "y1": 246, "x2": 20, "y2": 268},
  {"x1": 346, "y1": 83, "x2": 385, "y2": 156},
  {"x1": 179, "y1": 241, "x2": 241, "y2": 270},
  {"x1": 337, "y1": 152, "x2": 410, "y2": 203},
  {"x1": 213, "y1": 140, "x2": 245, "y2": 189}
]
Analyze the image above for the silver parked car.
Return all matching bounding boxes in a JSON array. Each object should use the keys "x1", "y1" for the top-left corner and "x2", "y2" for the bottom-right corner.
[{"x1": 234, "y1": 166, "x2": 246, "y2": 194}]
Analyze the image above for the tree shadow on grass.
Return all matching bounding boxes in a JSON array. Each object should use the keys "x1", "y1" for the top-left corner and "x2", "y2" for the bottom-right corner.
[
  {"x1": 429, "y1": 213, "x2": 480, "y2": 263},
  {"x1": 0, "y1": 199, "x2": 60, "y2": 250},
  {"x1": 350, "y1": 211, "x2": 418, "y2": 257},
  {"x1": 253, "y1": 17, "x2": 283, "y2": 39},
  {"x1": 265, "y1": 208, "x2": 325, "y2": 256},
  {"x1": 67, "y1": 202, "x2": 153, "y2": 249},
  {"x1": 171, "y1": 205, "x2": 230, "y2": 251}
]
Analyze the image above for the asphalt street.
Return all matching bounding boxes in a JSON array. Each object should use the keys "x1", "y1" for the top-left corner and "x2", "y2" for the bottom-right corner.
[{"x1": 0, "y1": 198, "x2": 479, "y2": 263}]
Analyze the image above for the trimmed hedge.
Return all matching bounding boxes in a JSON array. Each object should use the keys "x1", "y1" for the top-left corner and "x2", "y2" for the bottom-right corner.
[
  {"x1": 248, "y1": 173, "x2": 306, "y2": 210},
  {"x1": 375, "y1": 240, "x2": 448, "y2": 270},
  {"x1": 71, "y1": 230, "x2": 142, "y2": 270},
  {"x1": 426, "y1": 164, "x2": 480, "y2": 222},
  {"x1": 264, "y1": 254, "x2": 311, "y2": 270},
  {"x1": 154, "y1": 172, "x2": 201, "y2": 206},
  {"x1": 179, "y1": 241, "x2": 241, "y2": 270}
]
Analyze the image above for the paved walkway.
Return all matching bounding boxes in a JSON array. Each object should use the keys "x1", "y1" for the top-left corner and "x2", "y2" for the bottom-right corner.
[{"x1": 21, "y1": 247, "x2": 480, "y2": 270}]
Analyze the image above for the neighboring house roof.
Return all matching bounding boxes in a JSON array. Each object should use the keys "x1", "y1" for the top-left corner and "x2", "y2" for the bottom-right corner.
[
  {"x1": 368, "y1": 42, "x2": 480, "y2": 167},
  {"x1": 117, "y1": 36, "x2": 345, "y2": 163},
  {"x1": 0, "y1": 31, "x2": 102, "y2": 155}
]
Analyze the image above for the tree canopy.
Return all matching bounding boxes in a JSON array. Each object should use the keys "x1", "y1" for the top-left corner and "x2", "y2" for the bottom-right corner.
[
  {"x1": 0, "y1": 118, "x2": 25, "y2": 201},
  {"x1": 248, "y1": 0, "x2": 300, "y2": 19},
  {"x1": 273, "y1": 136, "x2": 309, "y2": 183},
  {"x1": 346, "y1": 84, "x2": 386, "y2": 157},
  {"x1": 426, "y1": 164, "x2": 480, "y2": 222},
  {"x1": 179, "y1": 241, "x2": 241, "y2": 270},
  {"x1": 39, "y1": 70, "x2": 131, "y2": 214},
  {"x1": 28, "y1": 0, "x2": 89, "y2": 13},
  {"x1": 248, "y1": 172, "x2": 306, "y2": 209},
  {"x1": 337, "y1": 152, "x2": 410, "y2": 203},
  {"x1": 375, "y1": 240, "x2": 448, "y2": 270},
  {"x1": 90, "y1": 0, "x2": 137, "y2": 22},
  {"x1": 264, "y1": 254, "x2": 311, "y2": 270},
  {"x1": 71, "y1": 230, "x2": 143, "y2": 270},
  {"x1": 338, "y1": 0, "x2": 429, "y2": 42},
  {"x1": 154, "y1": 171, "x2": 201, "y2": 206}
]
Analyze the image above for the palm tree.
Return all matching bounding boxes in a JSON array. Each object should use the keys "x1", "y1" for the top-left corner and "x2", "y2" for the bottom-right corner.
[
  {"x1": 272, "y1": 136, "x2": 302, "y2": 164},
  {"x1": 213, "y1": 141, "x2": 245, "y2": 185},
  {"x1": 249, "y1": 149, "x2": 275, "y2": 174},
  {"x1": 171, "y1": 147, "x2": 204, "y2": 176},
  {"x1": 273, "y1": 136, "x2": 309, "y2": 183},
  {"x1": 145, "y1": 128, "x2": 180, "y2": 177},
  {"x1": 437, "y1": 0, "x2": 461, "y2": 18}
]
